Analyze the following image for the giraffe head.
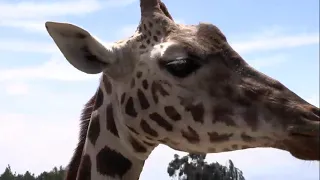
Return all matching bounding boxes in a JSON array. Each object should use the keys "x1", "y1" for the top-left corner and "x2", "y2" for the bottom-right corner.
[{"x1": 46, "y1": 0, "x2": 319, "y2": 161}]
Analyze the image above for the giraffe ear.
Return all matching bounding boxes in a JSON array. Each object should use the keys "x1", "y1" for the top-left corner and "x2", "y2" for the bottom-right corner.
[{"x1": 45, "y1": 21, "x2": 115, "y2": 74}]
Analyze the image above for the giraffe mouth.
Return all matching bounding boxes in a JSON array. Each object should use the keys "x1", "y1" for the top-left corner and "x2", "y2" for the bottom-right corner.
[
  {"x1": 287, "y1": 125, "x2": 319, "y2": 138},
  {"x1": 285, "y1": 124, "x2": 320, "y2": 161},
  {"x1": 286, "y1": 107, "x2": 320, "y2": 140}
]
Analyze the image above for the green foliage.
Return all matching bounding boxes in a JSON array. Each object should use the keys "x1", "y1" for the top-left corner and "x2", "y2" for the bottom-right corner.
[
  {"x1": 1, "y1": 154, "x2": 246, "y2": 180},
  {"x1": 0, "y1": 165, "x2": 65, "y2": 180},
  {"x1": 167, "y1": 153, "x2": 246, "y2": 180}
]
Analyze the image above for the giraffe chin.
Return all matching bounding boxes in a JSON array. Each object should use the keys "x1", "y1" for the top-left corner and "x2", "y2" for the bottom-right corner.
[{"x1": 283, "y1": 135, "x2": 320, "y2": 161}]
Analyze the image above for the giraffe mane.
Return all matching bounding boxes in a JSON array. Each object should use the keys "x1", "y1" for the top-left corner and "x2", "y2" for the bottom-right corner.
[{"x1": 65, "y1": 91, "x2": 97, "y2": 180}]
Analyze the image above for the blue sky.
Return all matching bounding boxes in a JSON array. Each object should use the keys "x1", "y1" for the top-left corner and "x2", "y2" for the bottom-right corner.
[{"x1": 0, "y1": 0, "x2": 319, "y2": 179}]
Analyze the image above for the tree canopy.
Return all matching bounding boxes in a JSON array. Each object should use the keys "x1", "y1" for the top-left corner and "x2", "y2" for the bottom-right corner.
[
  {"x1": 1, "y1": 154, "x2": 245, "y2": 180},
  {"x1": 167, "y1": 153, "x2": 245, "y2": 180},
  {"x1": 0, "y1": 165, "x2": 65, "y2": 180}
]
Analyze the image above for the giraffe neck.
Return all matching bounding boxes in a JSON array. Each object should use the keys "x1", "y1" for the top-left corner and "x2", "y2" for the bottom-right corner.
[
  {"x1": 65, "y1": 75, "x2": 147, "y2": 180},
  {"x1": 76, "y1": 127, "x2": 145, "y2": 180}
]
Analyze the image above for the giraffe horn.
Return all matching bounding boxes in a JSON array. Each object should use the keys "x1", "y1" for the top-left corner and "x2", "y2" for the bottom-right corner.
[
  {"x1": 140, "y1": 0, "x2": 161, "y2": 15},
  {"x1": 138, "y1": 0, "x2": 175, "y2": 31},
  {"x1": 159, "y1": 1, "x2": 174, "y2": 20},
  {"x1": 140, "y1": 0, "x2": 174, "y2": 20}
]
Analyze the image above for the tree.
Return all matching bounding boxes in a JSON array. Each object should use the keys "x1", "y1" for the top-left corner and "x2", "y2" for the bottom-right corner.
[
  {"x1": 0, "y1": 165, "x2": 66, "y2": 180},
  {"x1": 167, "y1": 153, "x2": 245, "y2": 180},
  {"x1": 23, "y1": 171, "x2": 36, "y2": 180},
  {"x1": 0, "y1": 165, "x2": 15, "y2": 180}
]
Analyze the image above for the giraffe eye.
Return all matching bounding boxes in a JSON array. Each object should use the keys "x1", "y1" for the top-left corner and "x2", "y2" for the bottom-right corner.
[{"x1": 163, "y1": 57, "x2": 201, "y2": 78}]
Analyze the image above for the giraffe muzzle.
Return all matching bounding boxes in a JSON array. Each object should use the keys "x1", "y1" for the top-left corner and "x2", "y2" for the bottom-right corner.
[
  {"x1": 287, "y1": 123, "x2": 319, "y2": 137},
  {"x1": 284, "y1": 107, "x2": 320, "y2": 161}
]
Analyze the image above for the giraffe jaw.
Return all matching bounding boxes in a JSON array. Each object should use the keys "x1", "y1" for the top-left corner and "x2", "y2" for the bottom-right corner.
[{"x1": 284, "y1": 123, "x2": 320, "y2": 161}]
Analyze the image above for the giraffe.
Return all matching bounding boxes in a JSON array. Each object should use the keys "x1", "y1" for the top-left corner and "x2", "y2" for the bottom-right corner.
[{"x1": 45, "y1": 0, "x2": 319, "y2": 179}]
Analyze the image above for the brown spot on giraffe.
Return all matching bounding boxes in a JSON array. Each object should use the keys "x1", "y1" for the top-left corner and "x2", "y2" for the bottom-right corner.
[
  {"x1": 137, "y1": 89, "x2": 150, "y2": 110},
  {"x1": 208, "y1": 132, "x2": 233, "y2": 143},
  {"x1": 185, "y1": 103, "x2": 205, "y2": 123},
  {"x1": 103, "y1": 74, "x2": 112, "y2": 94},
  {"x1": 140, "y1": 119, "x2": 159, "y2": 137},
  {"x1": 151, "y1": 81, "x2": 169, "y2": 104},
  {"x1": 139, "y1": 44, "x2": 146, "y2": 49},
  {"x1": 130, "y1": 78, "x2": 135, "y2": 88},
  {"x1": 142, "y1": 79, "x2": 149, "y2": 89},
  {"x1": 143, "y1": 140, "x2": 157, "y2": 147},
  {"x1": 148, "y1": 21, "x2": 153, "y2": 28},
  {"x1": 129, "y1": 136, "x2": 148, "y2": 153},
  {"x1": 181, "y1": 126, "x2": 200, "y2": 143},
  {"x1": 241, "y1": 133, "x2": 256, "y2": 142},
  {"x1": 143, "y1": 23, "x2": 147, "y2": 31},
  {"x1": 136, "y1": 71, "x2": 142, "y2": 78},
  {"x1": 94, "y1": 88, "x2": 104, "y2": 110},
  {"x1": 127, "y1": 125, "x2": 139, "y2": 135},
  {"x1": 96, "y1": 146, "x2": 133, "y2": 177},
  {"x1": 164, "y1": 106, "x2": 181, "y2": 121},
  {"x1": 106, "y1": 104, "x2": 119, "y2": 137},
  {"x1": 88, "y1": 113, "x2": 100, "y2": 145},
  {"x1": 153, "y1": 36, "x2": 159, "y2": 42},
  {"x1": 125, "y1": 97, "x2": 138, "y2": 117},
  {"x1": 212, "y1": 104, "x2": 237, "y2": 126},
  {"x1": 149, "y1": 112, "x2": 173, "y2": 131},
  {"x1": 77, "y1": 154, "x2": 91, "y2": 180}
]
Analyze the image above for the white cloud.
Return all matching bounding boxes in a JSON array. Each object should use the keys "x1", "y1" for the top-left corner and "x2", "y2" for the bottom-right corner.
[
  {"x1": 0, "y1": 0, "x2": 137, "y2": 33},
  {"x1": 175, "y1": 18, "x2": 185, "y2": 24},
  {"x1": 3, "y1": 82, "x2": 30, "y2": 96},
  {"x1": 118, "y1": 24, "x2": 138, "y2": 37},
  {"x1": 0, "y1": 20, "x2": 47, "y2": 34},
  {"x1": 0, "y1": 0, "x2": 137, "y2": 19},
  {"x1": 248, "y1": 54, "x2": 288, "y2": 70},
  {"x1": 0, "y1": 39, "x2": 56, "y2": 53},
  {"x1": 231, "y1": 32, "x2": 319, "y2": 54},
  {"x1": 0, "y1": 0, "x2": 101, "y2": 20},
  {"x1": 0, "y1": 0, "x2": 137, "y2": 20},
  {"x1": 0, "y1": 113, "x2": 79, "y2": 174},
  {"x1": 0, "y1": 54, "x2": 100, "y2": 82},
  {"x1": 117, "y1": 19, "x2": 187, "y2": 38},
  {"x1": 0, "y1": 36, "x2": 111, "y2": 54},
  {"x1": 306, "y1": 94, "x2": 319, "y2": 107}
]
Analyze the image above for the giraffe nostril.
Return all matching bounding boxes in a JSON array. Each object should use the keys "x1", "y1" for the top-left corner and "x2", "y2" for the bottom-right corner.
[{"x1": 300, "y1": 106, "x2": 320, "y2": 121}]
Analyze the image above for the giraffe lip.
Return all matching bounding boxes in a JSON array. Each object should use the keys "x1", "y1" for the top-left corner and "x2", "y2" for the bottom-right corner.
[
  {"x1": 284, "y1": 127, "x2": 320, "y2": 161},
  {"x1": 287, "y1": 125, "x2": 319, "y2": 138}
]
